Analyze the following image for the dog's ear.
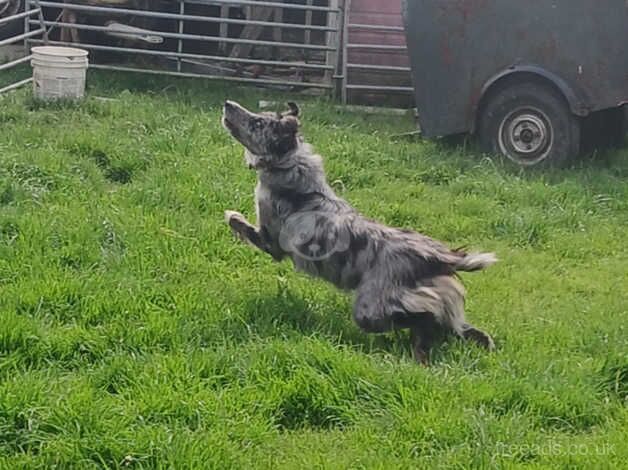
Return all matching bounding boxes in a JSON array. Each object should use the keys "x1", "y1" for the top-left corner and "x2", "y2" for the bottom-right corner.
[
  {"x1": 272, "y1": 115, "x2": 300, "y2": 155},
  {"x1": 284, "y1": 102, "x2": 300, "y2": 117},
  {"x1": 282, "y1": 115, "x2": 300, "y2": 134}
]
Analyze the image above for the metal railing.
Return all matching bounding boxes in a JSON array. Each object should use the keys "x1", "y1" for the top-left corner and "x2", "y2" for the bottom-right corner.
[
  {"x1": 2, "y1": 0, "x2": 415, "y2": 106},
  {"x1": 0, "y1": 0, "x2": 46, "y2": 94},
  {"x1": 341, "y1": 0, "x2": 412, "y2": 104},
  {"x1": 25, "y1": 0, "x2": 343, "y2": 91}
]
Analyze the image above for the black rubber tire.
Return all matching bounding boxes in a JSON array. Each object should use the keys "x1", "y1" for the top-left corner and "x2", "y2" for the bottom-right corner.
[
  {"x1": 479, "y1": 81, "x2": 580, "y2": 168},
  {"x1": 0, "y1": 0, "x2": 24, "y2": 40}
]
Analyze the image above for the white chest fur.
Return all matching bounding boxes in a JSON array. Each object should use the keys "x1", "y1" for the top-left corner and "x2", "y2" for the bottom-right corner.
[{"x1": 255, "y1": 182, "x2": 274, "y2": 229}]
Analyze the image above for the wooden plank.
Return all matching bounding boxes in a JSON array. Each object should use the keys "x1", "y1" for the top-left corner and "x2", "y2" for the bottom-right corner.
[
  {"x1": 177, "y1": 0, "x2": 184, "y2": 71},
  {"x1": 341, "y1": 0, "x2": 351, "y2": 103},
  {"x1": 220, "y1": 5, "x2": 229, "y2": 53},
  {"x1": 272, "y1": 4, "x2": 282, "y2": 60},
  {"x1": 325, "y1": 0, "x2": 340, "y2": 88},
  {"x1": 273, "y1": 4, "x2": 282, "y2": 43},
  {"x1": 304, "y1": 0, "x2": 313, "y2": 45},
  {"x1": 348, "y1": 0, "x2": 402, "y2": 14}
]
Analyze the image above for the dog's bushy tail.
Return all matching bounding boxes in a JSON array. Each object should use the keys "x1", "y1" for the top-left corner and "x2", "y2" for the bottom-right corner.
[{"x1": 455, "y1": 252, "x2": 498, "y2": 272}]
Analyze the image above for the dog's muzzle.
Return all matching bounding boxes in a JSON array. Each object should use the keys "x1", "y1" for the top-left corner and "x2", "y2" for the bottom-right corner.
[{"x1": 222, "y1": 100, "x2": 235, "y2": 125}]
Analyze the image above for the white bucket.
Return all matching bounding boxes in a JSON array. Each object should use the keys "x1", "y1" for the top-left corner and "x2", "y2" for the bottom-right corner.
[{"x1": 31, "y1": 46, "x2": 89, "y2": 100}]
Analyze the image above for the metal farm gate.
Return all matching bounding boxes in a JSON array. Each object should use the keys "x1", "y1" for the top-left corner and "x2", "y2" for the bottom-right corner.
[
  {"x1": 1, "y1": 0, "x2": 414, "y2": 107},
  {"x1": 0, "y1": 0, "x2": 46, "y2": 93},
  {"x1": 1, "y1": 0, "x2": 343, "y2": 93}
]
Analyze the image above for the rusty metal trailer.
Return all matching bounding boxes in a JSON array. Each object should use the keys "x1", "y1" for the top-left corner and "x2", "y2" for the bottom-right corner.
[{"x1": 403, "y1": 0, "x2": 628, "y2": 166}]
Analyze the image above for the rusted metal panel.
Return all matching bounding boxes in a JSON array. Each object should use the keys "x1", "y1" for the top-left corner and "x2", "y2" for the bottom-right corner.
[
  {"x1": 344, "y1": 0, "x2": 413, "y2": 106},
  {"x1": 403, "y1": 0, "x2": 628, "y2": 137},
  {"x1": 347, "y1": 0, "x2": 407, "y2": 67}
]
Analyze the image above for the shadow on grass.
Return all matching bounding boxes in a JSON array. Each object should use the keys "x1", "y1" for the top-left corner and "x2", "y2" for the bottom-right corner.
[
  {"x1": 212, "y1": 290, "x2": 491, "y2": 367},
  {"x1": 215, "y1": 291, "x2": 405, "y2": 357}
]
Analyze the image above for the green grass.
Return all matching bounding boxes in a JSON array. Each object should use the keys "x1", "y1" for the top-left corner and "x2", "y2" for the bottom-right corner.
[
  {"x1": 0, "y1": 63, "x2": 30, "y2": 91},
  {"x1": 0, "y1": 71, "x2": 627, "y2": 469}
]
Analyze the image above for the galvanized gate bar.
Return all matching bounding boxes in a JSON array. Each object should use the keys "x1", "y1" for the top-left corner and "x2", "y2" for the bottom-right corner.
[
  {"x1": 38, "y1": 2, "x2": 338, "y2": 31},
  {"x1": 0, "y1": 27, "x2": 44, "y2": 47},
  {"x1": 33, "y1": 20, "x2": 337, "y2": 50},
  {"x1": 29, "y1": 39, "x2": 335, "y2": 70},
  {"x1": 89, "y1": 64, "x2": 333, "y2": 88},
  {"x1": 0, "y1": 7, "x2": 40, "y2": 26},
  {"x1": 170, "y1": 0, "x2": 339, "y2": 13},
  {"x1": 0, "y1": 54, "x2": 32, "y2": 72}
]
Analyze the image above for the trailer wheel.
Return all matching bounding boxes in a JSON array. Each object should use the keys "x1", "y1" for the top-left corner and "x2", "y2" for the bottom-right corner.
[{"x1": 479, "y1": 81, "x2": 580, "y2": 167}]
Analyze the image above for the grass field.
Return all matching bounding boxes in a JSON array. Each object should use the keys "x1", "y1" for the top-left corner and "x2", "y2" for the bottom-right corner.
[{"x1": 0, "y1": 72, "x2": 627, "y2": 469}]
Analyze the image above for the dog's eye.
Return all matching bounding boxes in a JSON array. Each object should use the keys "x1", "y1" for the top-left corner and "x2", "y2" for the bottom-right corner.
[{"x1": 253, "y1": 120, "x2": 263, "y2": 129}]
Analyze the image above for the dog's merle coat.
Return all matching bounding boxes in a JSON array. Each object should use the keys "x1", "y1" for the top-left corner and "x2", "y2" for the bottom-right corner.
[{"x1": 223, "y1": 100, "x2": 496, "y2": 363}]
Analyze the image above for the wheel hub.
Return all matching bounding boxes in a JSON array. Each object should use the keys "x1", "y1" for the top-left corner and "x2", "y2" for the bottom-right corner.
[{"x1": 498, "y1": 108, "x2": 553, "y2": 165}]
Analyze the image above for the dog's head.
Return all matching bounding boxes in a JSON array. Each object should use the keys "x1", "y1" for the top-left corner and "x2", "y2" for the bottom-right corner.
[{"x1": 222, "y1": 100, "x2": 300, "y2": 169}]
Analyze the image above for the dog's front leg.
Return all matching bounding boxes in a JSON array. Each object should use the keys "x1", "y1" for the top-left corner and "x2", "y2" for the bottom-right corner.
[
  {"x1": 225, "y1": 210, "x2": 265, "y2": 249},
  {"x1": 224, "y1": 210, "x2": 284, "y2": 261}
]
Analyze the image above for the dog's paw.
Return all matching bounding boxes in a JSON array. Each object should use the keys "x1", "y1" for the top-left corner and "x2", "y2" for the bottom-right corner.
[
  {"x1": 224, "y1": 210, "x2": 249, "y2": 241},
  {"x1": 224, "y1": 210, "x2": 243, "y2": 224}
]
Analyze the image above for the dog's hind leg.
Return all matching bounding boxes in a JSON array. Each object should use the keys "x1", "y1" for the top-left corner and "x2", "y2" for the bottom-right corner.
[
  {"x1": 225, "y1": 210, "x2": 284, "y2": 261},
  {"x1": 353, "y1": 277, "x2": 442, "y2": 364},
  {"x1": 400, "y1": 276, "x2": 495, "y2": 353},
  {"x1": 418, "y1": 276, "x2": 494, "y2": 351},
  {"x1": 409, "y1": 313, "x2": 440, "y2": 365}
]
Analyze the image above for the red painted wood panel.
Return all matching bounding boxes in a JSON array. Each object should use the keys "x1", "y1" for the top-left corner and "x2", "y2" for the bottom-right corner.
[
  {"x1": 347, "y1": 0, "x2": 409, "y2": 68},
  {"x1": 345, "y1": 0, "x2": 413, "y2": 105}
]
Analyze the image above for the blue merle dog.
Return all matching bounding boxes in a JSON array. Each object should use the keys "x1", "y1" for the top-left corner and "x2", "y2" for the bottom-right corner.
[{"x1": 222, "y1": 100, "x2": 497, "y2": 364}]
